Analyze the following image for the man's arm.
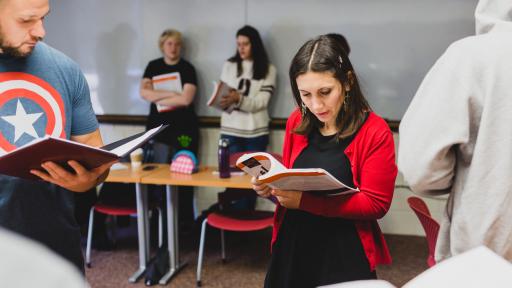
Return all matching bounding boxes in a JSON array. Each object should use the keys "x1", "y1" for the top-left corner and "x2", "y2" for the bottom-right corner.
[
  {"x1": 140, "y1": 78, "x2": 170, "y2": 102},
  {"x1": 30, "y1": 129, "x2": 115, "y2": 193},
  {"x1": 398, "y1": 43, "x2": 473, "y2": 196},
  {"x1": 154, "y1": 83, "x2": 196, "y2": 107},
  {"x1": 71, "y1": 128, "x2": 104, "y2": 147}
]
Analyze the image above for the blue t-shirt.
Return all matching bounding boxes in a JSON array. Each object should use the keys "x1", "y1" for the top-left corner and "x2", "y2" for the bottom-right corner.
[{"x1": 0, "y1": 42, "x2": 98, "y2": 270}]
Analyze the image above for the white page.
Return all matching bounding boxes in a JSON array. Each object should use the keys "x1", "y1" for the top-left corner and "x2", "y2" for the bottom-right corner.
[
  {"x1": 236, "y1": 152, "x2": 287, "y2": 178},
  {"x1": 403, "y1": 246, "x2": 512, "y2": 288},
  {"x1": 153, "y1": 72, "x2": 182, "y2": 92},
  {"x1": 153, "y1": 72, "x2": 182, "y2": 112},
  {"x1": 109, "y1": 125, "x2": 163, "y2": 157}
]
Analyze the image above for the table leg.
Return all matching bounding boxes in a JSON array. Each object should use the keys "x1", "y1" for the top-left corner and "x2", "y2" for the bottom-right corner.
[
  {"x1": 159, "y1": 184, "x2": 186, "y2": 285},
  {"x1": 129, "y1": 183, "x2": 150, "y2": 283}
]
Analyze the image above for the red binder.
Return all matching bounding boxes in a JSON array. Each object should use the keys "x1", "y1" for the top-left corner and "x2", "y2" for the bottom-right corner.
[{"x1": 0, "y1": 125, "x2": 167, "y2": 180}]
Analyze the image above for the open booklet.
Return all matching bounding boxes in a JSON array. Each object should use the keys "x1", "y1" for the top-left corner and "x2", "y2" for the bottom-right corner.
[
  {"x1": 207, "y1": 81, "x2": 236, "y2": 113},
  {"x1": 319, "y1": 246, "x2": 512, "y2": 288},
  {"x1": 0, "y1": 125, "x2": 167, "y2": 180},
  {"x1": 152, "y1": 72, "x2": 182, "y2": 113},
  {"x1": 236, "y1": 152, "x2": 359, "y2": 196}
]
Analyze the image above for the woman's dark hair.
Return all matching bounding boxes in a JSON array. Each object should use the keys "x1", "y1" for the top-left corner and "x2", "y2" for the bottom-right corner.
[
  {"x1": 326, "y1": 33, "x2": 351, "y2": 55},
  {"x1": 228, "y1": 25, "x2": 270, "y2": 80},
  {"x1": 289, "y1": 35, "x2": 370, "y2": 139}
]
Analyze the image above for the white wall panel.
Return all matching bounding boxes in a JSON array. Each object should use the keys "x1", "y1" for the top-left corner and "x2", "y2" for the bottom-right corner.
[{"x1": 46, "y1": 0, "x2": 478, "y2": 120}]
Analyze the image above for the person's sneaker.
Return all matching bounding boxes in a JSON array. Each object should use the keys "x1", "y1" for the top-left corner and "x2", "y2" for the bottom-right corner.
[{"x1": 144, "y1": 247, "x2": 169, "y2": 286}]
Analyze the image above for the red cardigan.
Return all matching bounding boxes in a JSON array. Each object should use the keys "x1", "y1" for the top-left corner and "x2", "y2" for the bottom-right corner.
[{"x1": 271, "y1": 109, "x2": 397, "y2": 271}]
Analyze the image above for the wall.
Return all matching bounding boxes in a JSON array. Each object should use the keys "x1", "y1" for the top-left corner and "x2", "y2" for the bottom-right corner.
[
  {"x1": 45, "y1": 0, "x2": 478, "y2": 120},
  {"x1": 100, "y1": 123, "x2": 446, "y2": 236},
  {"x1": 43, "y1": 0, "x2": 472, "y2": 235}
]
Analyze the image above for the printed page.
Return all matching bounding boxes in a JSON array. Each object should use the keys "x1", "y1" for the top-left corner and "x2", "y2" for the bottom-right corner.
[
  {"x1": 236, "y1": 153, "x2": 359, "y2": 195},
  {"x1": 265, "y1": 169, "x2": 358, "y2": 194},
  {"x1": 236, "y1": 152, "x2": 287, "y2": 178},
  {"x1": 152, "y1": 72, "x2": 182, "y2": 112}
]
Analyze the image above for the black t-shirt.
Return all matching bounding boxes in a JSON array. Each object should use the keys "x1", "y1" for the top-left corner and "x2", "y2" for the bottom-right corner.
[{"x1": 143, "y1": 58, "x2": 198, "y2": 145}]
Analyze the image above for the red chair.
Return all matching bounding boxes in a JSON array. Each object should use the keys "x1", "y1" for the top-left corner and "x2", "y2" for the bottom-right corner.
[
  {"x1": 407, "y1": 196, "x2": 440, "y2": 267},
  {"x1": 85, "y1": 203, "x2": 162, "y2": 268},
  {"x1": 195, "y1": 151, "x2": 280, "y2": 287}
]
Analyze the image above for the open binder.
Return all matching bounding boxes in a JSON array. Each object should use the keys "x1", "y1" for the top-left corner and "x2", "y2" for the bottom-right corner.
[{"x1": 0, "y1": 125, "x2": 167, "y2": 180}]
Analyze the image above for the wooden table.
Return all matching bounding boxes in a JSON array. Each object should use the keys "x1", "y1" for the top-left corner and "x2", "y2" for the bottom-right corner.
[
  {"x1": 104, "y1": 163, "x2": 159, "y2": 283},
  {"x1": 142, "y1": 165, "x2": 252, "y2": 188},
  {"x1": 139, "y1": 165, "x2": 253, "y2": 285}
]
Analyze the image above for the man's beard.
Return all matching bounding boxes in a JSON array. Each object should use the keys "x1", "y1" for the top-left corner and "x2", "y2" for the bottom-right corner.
[
  {"x1": 0, "y1": 44, "x2": 33, "y2": 58},
  {"x1": 0, "y1": 27, "x2": 39, "y2": 58}
]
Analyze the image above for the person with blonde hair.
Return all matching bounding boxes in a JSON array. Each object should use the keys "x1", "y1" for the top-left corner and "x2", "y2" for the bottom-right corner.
[
  {"x1": 139, "y1": 28, "x2": 199, "y2": 285},
  {"x1": 140, "y1": 28, "x2": 199, "y2": 161}
]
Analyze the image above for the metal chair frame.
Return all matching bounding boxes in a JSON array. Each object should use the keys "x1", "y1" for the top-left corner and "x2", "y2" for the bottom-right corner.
[{"x1": 85, "y1": 204, "x2": 162, "y2": 268}]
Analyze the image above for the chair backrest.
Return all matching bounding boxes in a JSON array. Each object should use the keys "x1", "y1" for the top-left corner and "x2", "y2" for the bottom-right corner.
[{"x1": 407, "y1": 196, "x2": 440, "y2": 267}]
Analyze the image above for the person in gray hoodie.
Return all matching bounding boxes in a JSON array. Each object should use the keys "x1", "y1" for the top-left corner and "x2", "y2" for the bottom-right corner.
[{"x1": 398, "y1": 0, "x2": 512, "y2": 263}]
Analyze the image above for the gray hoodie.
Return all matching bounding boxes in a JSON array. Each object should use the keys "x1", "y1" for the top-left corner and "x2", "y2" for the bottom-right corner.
[{"x1": 398, "y1": 0, "x2": 512, "y2": 262}]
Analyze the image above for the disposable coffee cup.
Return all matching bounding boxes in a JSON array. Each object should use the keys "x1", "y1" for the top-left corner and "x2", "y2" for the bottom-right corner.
[{"x1": 130, "y1": 148, "x2": 143, "y2": 169}]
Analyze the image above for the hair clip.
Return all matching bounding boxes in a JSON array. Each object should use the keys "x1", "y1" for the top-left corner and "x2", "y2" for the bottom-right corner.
[{"x1": 338, "y1": 56, "x2": 343, "y2": 69}]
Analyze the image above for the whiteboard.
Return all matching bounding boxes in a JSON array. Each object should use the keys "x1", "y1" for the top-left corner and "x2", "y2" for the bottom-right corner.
[{"x1": 44, "y1": 0, "x2": 478, "y2": 120}]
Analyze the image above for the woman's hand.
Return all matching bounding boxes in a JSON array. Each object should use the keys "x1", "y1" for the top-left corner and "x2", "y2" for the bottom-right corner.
[
  {"x1": 251, "y1": 176, "x2": 272, "y2": 198},
  {"x1": 220, "y1": 89, "x2": 240, "y2": 109},
  {"x1": 272, "y1": 189, "x2": 303, "y2": 209}
]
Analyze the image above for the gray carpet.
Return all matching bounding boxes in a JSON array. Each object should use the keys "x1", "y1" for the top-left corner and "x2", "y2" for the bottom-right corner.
[{"x1": 85, "y1": 226, "x2": 429, "y2": 288}]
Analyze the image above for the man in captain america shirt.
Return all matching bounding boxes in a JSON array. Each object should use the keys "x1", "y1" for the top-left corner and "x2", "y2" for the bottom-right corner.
[{"x1": 0, "y1": 0, "x2": 114, "y2": 272}]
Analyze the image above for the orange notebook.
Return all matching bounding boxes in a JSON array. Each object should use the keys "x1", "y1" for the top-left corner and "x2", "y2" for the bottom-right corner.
[{"x1": 152, "y1": 72, "x2": 182, "y2": 113}]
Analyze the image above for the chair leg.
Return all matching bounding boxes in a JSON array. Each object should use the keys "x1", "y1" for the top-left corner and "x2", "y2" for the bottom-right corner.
[
  {"x1": 85, "y1": 207, "x2": 95, "y2": 268},
  {"x1": 111, "y1": 216, "x2": 117, "y2": 246},
  {"x1": 196, "y1": 218, "x2": 208, "y2": 287},
  {"x1": 157, "y1": 207, "x2": 163, "y2": 247},
  {"x1": 220, "y1": 229, "x2": 226, "y2": 263}
]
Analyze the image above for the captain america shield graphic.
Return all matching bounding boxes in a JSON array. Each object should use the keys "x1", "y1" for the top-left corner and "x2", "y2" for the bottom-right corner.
[{"x1": 0, "y1": 72, "x2": 66, "y2": 155}]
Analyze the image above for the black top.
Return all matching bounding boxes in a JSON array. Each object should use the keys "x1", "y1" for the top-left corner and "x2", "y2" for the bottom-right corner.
[
  {"x1": 264, "y1": 128, "x2": 375, "y2": 288},
  {"x1": 143, "y1": 58, "x2": 198, "y2": 145},
  {"x1": 294, "y1": 129, "x2": 355, "y2": 191}
]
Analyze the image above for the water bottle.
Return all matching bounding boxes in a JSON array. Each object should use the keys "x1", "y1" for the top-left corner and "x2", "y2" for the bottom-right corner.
[{"x1": 218, "y1": 138, "x2": 230, "y2": 178}]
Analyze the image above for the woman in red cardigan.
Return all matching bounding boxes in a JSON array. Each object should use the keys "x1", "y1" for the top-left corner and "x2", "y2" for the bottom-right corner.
[{"x1": 252, "y1": 35, "x2": 397, "y2": 287}]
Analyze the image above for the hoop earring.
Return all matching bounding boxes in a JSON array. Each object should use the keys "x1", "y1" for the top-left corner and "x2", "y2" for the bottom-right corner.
[{"x1": 301, "y1": 102, "x2": 307, "y2": 117}]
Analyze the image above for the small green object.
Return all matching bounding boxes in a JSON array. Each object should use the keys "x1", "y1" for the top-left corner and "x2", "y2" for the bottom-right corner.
[{"x1": 177, "y1": 134, "x2": 192, "y2": 148}]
